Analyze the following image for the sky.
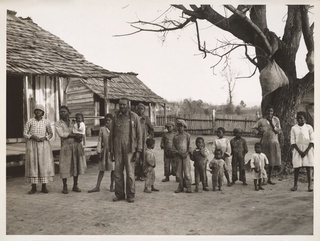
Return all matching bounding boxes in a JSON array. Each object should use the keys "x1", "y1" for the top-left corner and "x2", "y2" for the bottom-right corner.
[{"x1": 0, "y1": 0, "x2": 313, "y2": 107}]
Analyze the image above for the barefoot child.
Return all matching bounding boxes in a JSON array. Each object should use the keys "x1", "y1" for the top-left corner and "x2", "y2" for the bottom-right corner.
[
  {"x1": 212, "y1": 127, "x2": 231, "y2": 186},
  {"x1": 160, "y1": 121, "x2": 177, "y2": 182},
  {"x1": 230, "y1": 128, "x2": 248, "y2": 185},
  {"x1": 143, "y1": 138, "x2": 159, "y2": 193},
  {"x1": 172, "y1": 119, "x2": 192, "y2": 193},
  {"x1": 250, "y1": 143, "x2": 269, "y2": 191},
  {"x1": 73, "y1": 113, "x2": 86, "y2": 145},
  {"x1": 190, "y1": 137, "x2": 210, "y2": 192},
  {"x1": 290, "y1": 111, "x2": 314, "y2": 192},
  {"x1": 209, "y1": 149, "x2": 228, "y2": 191},
  {"x1": 88, "y1": 114, "x2": 114, "y2": 193}
]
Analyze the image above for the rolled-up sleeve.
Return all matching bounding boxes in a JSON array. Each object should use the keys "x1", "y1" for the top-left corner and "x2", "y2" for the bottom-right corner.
[
  {"x1": 23, "y1": 121, "x2": 32, "y2": 139},
  {"x1": 55, "y1": 121, "x2": 70, "y2": 138}
]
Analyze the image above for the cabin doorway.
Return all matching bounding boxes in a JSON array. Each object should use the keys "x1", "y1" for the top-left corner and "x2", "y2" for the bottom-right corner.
[{"x1": 7, "y1": 75, "x2": 24, "y2": 138}]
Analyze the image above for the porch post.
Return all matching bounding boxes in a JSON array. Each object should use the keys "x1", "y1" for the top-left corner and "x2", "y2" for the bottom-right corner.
[{"x1": 103, "y1": 77, "x2": 109, "y2": 114}]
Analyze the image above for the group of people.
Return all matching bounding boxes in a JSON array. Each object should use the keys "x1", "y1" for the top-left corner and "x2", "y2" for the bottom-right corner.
[{"x1": 23, "y1": 101, "x2": 314, "y2": 202}]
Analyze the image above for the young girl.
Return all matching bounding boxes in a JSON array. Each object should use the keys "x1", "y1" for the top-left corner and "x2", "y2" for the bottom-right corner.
[
  {"x1": 160, "y1": 121, "x2": 177, "y2": 182},
  {"x1": 230, "y1": 128, "x2": 248, "y2": 185},
  {"x1": 172, "y1": 119, "x2": 192, "y2": 193},
  {"x1": 209, "y1": 149, "x2": 228, "y2": 191},
  {"x1": 212, "y1": 127, "x2": 231, "y2": 186},
  {"x1": 88, "y1": 113, "x2": 114, "y2": 193},
  {"x1": 143, "y1": 138, "x2": 159, "y2": 193},
  {"x1": 250, "y1": 143, "x2": 269, "y2": 191},
  {"x1": 190, "y1": 137, "x2": 210, "y2": 192},
  {"x1": 290, "y1": 112, "x2": 314, "y2": 192},
  {"x1": 73, "y1": 113, "x2": 86, "y2": 145},
  {"x1": 23, "y1": 104, "x2": 54, "y2": 194}
]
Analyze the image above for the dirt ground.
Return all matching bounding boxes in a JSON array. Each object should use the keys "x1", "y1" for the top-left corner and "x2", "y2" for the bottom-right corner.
[{"x1": 5, "y1": 135, "x2": 314, "y2": 236}]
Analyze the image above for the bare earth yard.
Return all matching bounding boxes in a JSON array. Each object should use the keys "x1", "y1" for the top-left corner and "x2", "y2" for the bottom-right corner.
[{"x1": 6, "y1": 136, "x2": 314, "y2": 236}]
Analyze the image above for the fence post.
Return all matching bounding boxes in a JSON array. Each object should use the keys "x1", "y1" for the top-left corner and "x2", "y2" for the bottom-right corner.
[{"x1": 212, "y1": 109, "x2": 216, "y2": 134}]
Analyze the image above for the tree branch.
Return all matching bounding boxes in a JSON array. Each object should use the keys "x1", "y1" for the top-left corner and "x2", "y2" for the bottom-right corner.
[
  {"x1": 300, "y1": 5, "x2": 314, "y2": 51},
  {"x1": 224, "y1": 5, "x2": 273, "y2": 57}
]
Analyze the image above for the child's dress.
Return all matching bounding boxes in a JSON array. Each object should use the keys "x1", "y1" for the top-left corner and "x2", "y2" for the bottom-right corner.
[
  {"x1": 250, "y1": 153, "x2": 269, "y2": 179},
  {"x1": 209, "y1": 158, "x2": 228, "y2": 188},
  {"x1": 96, "y1": 126, "x2": 113, "y2": 171},
  {"x1": 290, "y1": 123, "x2": 314, "y2": 168}
]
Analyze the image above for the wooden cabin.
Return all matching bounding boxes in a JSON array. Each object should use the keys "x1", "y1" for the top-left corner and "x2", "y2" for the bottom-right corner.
[
  {"x1": 297, "y1": 86, "x2": 314, "y2": 127},
  {"x1": 6, "y1": 10, "x2": 116, "y2": 143},
  {"x1": 66, "y1": 73, "x2": 165, "y2": 136}
]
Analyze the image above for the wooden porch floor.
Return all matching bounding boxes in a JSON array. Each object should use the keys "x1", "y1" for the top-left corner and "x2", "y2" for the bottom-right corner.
[{"x1": 6, "y1": 137, "x2": 98, "y2": 167}]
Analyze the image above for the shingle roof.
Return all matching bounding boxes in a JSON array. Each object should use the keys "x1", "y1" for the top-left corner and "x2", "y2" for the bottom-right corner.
[
  {"x1": 6, "y1": 10, "x2": 116, "y2": 78},
  {"x1": 79, "y1": 72, "x2": 165, "y2": 103}
]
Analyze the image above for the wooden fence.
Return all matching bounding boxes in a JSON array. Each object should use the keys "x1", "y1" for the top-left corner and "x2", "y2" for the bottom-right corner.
[{"x1": 156, "y1": 114, "x2": 258, "y2": 136}]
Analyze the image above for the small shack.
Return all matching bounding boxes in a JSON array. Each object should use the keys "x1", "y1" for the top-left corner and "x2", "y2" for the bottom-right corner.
[
  {"x1": 297, "y1": 86, "x2": 314, "y2": 126},
  {"x1": 6, "y1": 10, "x2": 116, "y2": 143},
  {"x1": 66, "y1": 73, "x2": 165, "y2": 135}
]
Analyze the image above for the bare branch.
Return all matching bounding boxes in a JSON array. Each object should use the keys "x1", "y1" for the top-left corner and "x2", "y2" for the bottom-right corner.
[
  {"x1": 235, "y1": 66, "x2": 258, "y2": 79},
  {"x1": 194, "y1": 19, "x2": 207, "y2": 58},
  {"x1": 300, "y1": 5, "x2": 314, "y2": 51}
]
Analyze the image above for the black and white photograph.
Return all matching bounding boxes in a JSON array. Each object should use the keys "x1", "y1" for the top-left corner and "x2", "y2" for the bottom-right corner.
[{"x1": 1, "y1": 0, "x2": 318, "y2": 240}]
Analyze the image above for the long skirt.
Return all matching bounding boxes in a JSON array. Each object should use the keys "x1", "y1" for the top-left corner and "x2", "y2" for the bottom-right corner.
[
  {"x1": 25, "y1": 139, "x2": 54, "y2": 183},
  {"x1": 59, "y1": 139, "x2": 87, "y2": 178}
]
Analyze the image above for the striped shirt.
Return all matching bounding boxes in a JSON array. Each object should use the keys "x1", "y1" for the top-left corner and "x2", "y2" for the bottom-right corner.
[{"x1": 23, "y1": 117, "x2": 53, "y2": 140}]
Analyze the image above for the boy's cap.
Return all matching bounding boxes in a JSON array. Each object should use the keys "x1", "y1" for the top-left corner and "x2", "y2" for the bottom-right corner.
[
  {"x1": 176, "y1": 119, "x2": 187, "y2": 128},
  {"x1": 137, "y1": 103, "x2": 145, "y2": 108},
  {"x1": 34, "y1": 104, "x2": 45, "y2": 112},
  {"x1": 165, "y1": 121, "x2": 175, "y2": 127}
]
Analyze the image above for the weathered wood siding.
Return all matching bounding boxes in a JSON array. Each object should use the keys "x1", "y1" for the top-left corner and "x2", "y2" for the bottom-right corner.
[{"x1": 66, "y1": 78, "x2": 95, "y2": 135}]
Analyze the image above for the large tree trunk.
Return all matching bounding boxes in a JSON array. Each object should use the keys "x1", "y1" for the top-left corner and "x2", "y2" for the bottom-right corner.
[{"x1": 262, "y1": 72, "x2": 313, "y2": 172}]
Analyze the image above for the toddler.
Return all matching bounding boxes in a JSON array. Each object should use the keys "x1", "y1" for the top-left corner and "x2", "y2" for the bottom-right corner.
[
  {"x1": 73, "y1": 113, "x2": 86, "y2": 145},
  {"x1": 209, "y1": 149, "x2": 228, "y2": 191},
  {"x1": 250, "y1": 143, "x2": 269, "y2": 191},
  {"x1": 143, "y1": 138, "x2": 159, "y2": 193},
  {"x1": 190, "y1": 137, "x2": 210, "y2": 192},
  {"x1": 212, "y1": 127, "x2": 231, "y2": 186}
]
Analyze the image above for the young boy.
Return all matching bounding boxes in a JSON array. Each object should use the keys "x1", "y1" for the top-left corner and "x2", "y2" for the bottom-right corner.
[
  {"x1": 160, "y1": 121, "x2": 177, "y2": 182},
  {"x1": 143, "y1": 138, "x2": 159, "y2": 193},
  {"x1": 88, "y1": 114, "x2": 114, "y2": 193},
  {"x1": 209, "y1": 149, "x2": 228, "y2": 191},
  {"x1": 172, "y1": 119, "x2": 192, "y2": 193},
  {"x1": 230, "y1": 128, "x2": 248, "y2": 185},
  {"x1": 250, "y1": 143, "x2": 269, "y2": 191},
  {"x1": 190, "y1": 137, "x2": 210, "y2": 192}
]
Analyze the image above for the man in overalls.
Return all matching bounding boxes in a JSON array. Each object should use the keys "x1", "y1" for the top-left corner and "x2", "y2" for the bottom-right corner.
[{"x1": 110, "y1": 98, "x2": 142, "y2": 203}]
